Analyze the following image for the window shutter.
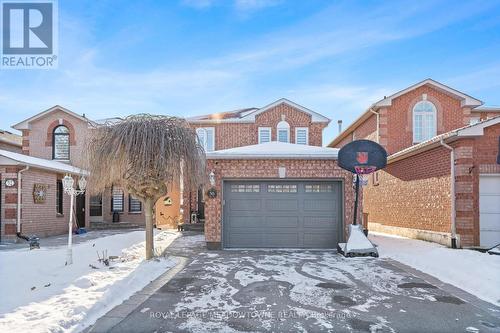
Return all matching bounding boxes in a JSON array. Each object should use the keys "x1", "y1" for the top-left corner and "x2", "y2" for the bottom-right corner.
[{"x1": 206, "y1": 128, "x2": 215, "y2": 152}]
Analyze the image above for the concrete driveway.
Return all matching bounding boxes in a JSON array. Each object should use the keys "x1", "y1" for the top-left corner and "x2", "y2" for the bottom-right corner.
[{"x1": 101, "y1": 235, "x2": 500, "y2": 333}]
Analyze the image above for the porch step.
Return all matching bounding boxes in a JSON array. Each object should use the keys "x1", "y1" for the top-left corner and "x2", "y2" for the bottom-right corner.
[
  {"x1": 182, "y1": 223, "x2": 205, "y2": 232},
  {"x1": 90, "y1": 222, "x2": 142, "y2": 230}
]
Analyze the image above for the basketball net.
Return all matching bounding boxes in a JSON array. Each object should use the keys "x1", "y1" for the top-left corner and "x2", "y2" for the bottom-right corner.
[{"x1": 354, "y1": 165, "x2": 377, "y2": 185}]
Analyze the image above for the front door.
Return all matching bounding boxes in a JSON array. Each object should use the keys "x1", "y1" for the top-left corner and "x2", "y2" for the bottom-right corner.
[{"x1": 76, "y1": 193, "x2": 86, "y2": 228}]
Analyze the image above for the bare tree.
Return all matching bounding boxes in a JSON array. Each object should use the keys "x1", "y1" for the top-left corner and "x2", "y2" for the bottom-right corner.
[{"x1": 84, "y1": 115, "x2": 205, "y2": 259}]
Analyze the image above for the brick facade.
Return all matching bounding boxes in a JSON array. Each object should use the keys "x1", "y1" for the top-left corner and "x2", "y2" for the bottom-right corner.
[
  {"x1": 191, "y1": 102, "x2": 327, "y2": 150},
  {"x1": 0, "y1": 166, "x2": 92, "y2": 241},
  {"x1": 182, "y1": 102, "x2": 329, "y2": 227},
  {"x1": 364, "y1": 147, "x2": 452, "y2": 234},
  {"x1": 331, "y1": 80, "x2": 500, "y2": 247},
  {"x1": 204, "y1": 159, "x2": 356, "y2": 248},
  {"x1": 3, "y1": 101, "x2": 329, "y2": 240},
  {"x1": 22, "y1": 109, "x2": 89, "y2": 167}
]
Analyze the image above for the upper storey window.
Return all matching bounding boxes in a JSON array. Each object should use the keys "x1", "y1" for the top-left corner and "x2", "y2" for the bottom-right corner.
[
  {"x1": 413, "y1": 101, "x2": 437, "y2": 143},
  {"x1": 196, "y1": 127, "x2": 215, "y2": 152},
  {"x1": 277, "y1": 121, "x2": 290, "y2": 143},
  {"x1": 258, "y1": 127, "x2": 271, "y2": 144},
  {"x1": 53, "y1": 125, "x2": 70, "y2": 160},
  {"x1": 295, "y1": 127, "x2": 308, "y2": 145}
]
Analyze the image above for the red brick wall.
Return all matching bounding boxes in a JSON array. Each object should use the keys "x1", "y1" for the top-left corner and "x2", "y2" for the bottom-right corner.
[
  {"x1": 23, "y1": 109, "x2": 89, "y2": 167},
  {"x1": 204, "y1": 159, "x2": 356, "y2": 246},
  {"x1": 0, "y1": 166, "x2": 93, "y2": 240},
  {"x1": 363, "y1": 146, "x2": 452, "y2": 233},
  {"x1": 453, "y1": 124, "x2": 500, "y2": 246},
  {"x1": 101, "y1": 188, "x2": 146, "y2": 225},
  {"x1": 332, "y1": 84, "x2": 474, "y2": 154},
  {"x1": 191, "y1": 102, "x2": 327, "y2": 150},
  {"x1": 19, "y1": 169, "x2": 70, "y2": 237},
  {"x1": 384, "y1": 84, "x2": 469, "y2": 154}
]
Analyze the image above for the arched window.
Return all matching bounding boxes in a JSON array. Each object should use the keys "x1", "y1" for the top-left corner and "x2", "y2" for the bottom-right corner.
[
  {"x1": 413, "y1": 101, "x2": 437, "y2": 143},
  {"x1": 277, "y1": 120, "x2": 290, "y2": 143},
  {"x1": 53, "y1": 125, "x2": 70, "y2": 160}
]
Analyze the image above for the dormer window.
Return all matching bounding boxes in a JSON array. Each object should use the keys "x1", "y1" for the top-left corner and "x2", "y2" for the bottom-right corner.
[
  {"x1": 277, "y1": 121, "x2": 290, "y2": 143},
  {"x1": 295, "y1": 127, "x2": 308, "y2": 145},
  {"x1": 196, "y1": 127, "x2": 215, "y2": 152},
  {"x1": 413, "y1": 101, "x2": 437, "y2": 143},
  {"x1": 53, "y1": 125, "x2": 70, "y2": 160},
  {"x1": 258, "y1": 127, "x2": 271, "y2": 144}
]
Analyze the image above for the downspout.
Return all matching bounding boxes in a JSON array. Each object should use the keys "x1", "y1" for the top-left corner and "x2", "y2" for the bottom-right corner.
[
  {"x1": 440, "y1": 139, "x2": 457, "y2": 249},
  {"x1": 16, "y1": 165, "x2": 30, "y2": 234},
  {"x1": 369, "y1": 108, "x2": 380, "y2": 143}
]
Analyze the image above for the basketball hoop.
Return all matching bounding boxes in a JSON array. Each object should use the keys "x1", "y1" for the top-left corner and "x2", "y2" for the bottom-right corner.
[{"x1": 338, "y1": 140, "x2": 388, "y2": 226}]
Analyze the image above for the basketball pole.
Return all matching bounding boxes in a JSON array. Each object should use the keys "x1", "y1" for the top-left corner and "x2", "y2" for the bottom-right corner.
[{"x1": 353, "y1": 174, "x2": 360, "y2": 225}]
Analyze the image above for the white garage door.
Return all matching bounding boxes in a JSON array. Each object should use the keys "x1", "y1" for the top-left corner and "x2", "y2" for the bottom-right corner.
[{"x1": 479, "y1": 175, "x2": 500, "y2": 248}]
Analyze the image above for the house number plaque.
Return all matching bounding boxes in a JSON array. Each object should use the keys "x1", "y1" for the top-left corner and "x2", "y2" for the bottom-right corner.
[{"x1": 207, "y1": 187, "x2": 217, "y2": 198}]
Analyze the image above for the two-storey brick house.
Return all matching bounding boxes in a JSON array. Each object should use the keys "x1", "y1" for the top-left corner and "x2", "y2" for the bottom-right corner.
[
  {"x1": 162, "y1": 99, "x2": 357, "y2": 249},
  {"x1": 2, "y1": 99, "x2": 358, "y2": 250},
  {"x1": 329, "y1": 79, "x2": 500, "y2": 248}
]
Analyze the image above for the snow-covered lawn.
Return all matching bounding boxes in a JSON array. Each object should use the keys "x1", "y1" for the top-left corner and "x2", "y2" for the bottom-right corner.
[
  {"x1": 0, "y1": 230, "x2": 179, "y2": 333},
  {"x1": 369, "y1": 232, "x2": 500, "y2": 306}
]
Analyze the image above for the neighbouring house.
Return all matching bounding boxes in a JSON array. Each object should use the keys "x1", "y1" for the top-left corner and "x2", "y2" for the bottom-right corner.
[
  {"x1": 0, "y1": 106, "x2": 146, "y2": 242},
  {"x1": 1, "y1": 99, "x2": 358, "y2": 250},
  {"x1": 329, "y1": 78, "x2": 500, "y2": 248},
  {"x1": 0, "y1": 130, "x2": 22, "y2": 153}
]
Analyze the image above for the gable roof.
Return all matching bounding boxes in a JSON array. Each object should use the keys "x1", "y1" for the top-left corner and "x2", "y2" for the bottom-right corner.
[
  {"x1": 206, "y1": 141, "x2": 338, "y2": 160},
  {"x1": 388, "y1": 115, "x2": 500, "y2": 163},
  {"x1": 187, "y1": 98, "x2": 330, "y2": 124},
  {"x1": 0, "y1": 149, "x2": 86, "y2": 174},
  {"x1": 374, "y1": 78, "x2": 482, "y2": 108},
  {"x1": 328, "y1": 79, "x2": 484, "y2": 148},
  {"x1": 12, "y1": 105, "x2": 94, "y2": 130},
  {"x1": 0, "y1": 130, "x2": 22, "y2": 147}
]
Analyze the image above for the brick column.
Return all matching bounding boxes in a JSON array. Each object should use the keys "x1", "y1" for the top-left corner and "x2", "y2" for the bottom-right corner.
[
  {"x1": 453, "y1": 141, "x2": 476, "y2": 246},
  {"x1": 1, "y1": 166, "x2": 19, "y2": 241}
]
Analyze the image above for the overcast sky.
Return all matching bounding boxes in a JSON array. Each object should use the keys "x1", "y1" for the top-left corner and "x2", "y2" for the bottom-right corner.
[{"x1": 1, "y1": 0, "x2": 500, "y2": 144}]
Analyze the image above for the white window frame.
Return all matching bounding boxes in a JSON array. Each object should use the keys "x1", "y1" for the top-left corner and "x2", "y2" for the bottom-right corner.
[
  {"x1": 412, "y1": 101, "x2": 437, "y2": 143},
  {"x1": 196, "y1": 127, "x2": 215, "y2": 152},
  {"x1": 258, "y1": 127, "x2": 271, "y2": 144},
  {"x1": 277, "y1": 121, "x2": 290, "y2": 143},
  {"x1": 295, "y1": 127, "x2": 309, "y2": 145},
  {"x1": 469, "y1": 116, "x2": 480, "y2": 125}
]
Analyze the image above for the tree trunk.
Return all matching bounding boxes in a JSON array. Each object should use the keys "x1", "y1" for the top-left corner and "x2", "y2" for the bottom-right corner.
[{"x1": 145, "y1": 197, "x2": 154, "y2": 260}]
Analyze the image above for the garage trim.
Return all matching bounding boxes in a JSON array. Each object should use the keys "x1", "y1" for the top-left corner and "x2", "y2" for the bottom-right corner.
[{"x1": 221, "y1": 178, "x2": 345, "y2": 249}]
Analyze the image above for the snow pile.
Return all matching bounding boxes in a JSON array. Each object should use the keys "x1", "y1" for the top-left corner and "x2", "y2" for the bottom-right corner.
[
  {"x1": 205, "y1": 141, "x2": 339, "y2": 159},
  {"x1": 369, "y1": 232, "x2": 500, "y2": 306},
  {"x1": 0, "y1": 230, "x2": 179, "y2": 333},
  {"x1": 345, "y1": 224, "x2": 377, "y2": 254}
]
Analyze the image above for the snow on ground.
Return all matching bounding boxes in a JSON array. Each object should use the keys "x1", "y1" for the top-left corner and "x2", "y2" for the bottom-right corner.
[
  {"x1": 369, "y1": 232, "x2": 500, "y2": 306},
  {"x1": 0, "y1": 230, "x2": 179, "y2": 333}
]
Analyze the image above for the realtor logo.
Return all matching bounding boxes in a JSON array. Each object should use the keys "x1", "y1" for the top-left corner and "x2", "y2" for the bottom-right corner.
[{"x1": 1, "y1": 0, "x2": 58, "y2": 69}]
